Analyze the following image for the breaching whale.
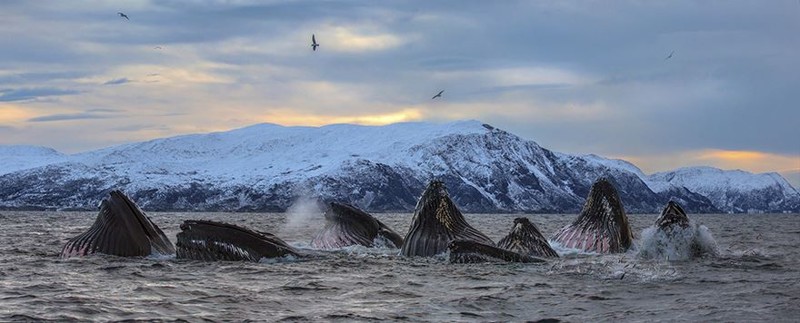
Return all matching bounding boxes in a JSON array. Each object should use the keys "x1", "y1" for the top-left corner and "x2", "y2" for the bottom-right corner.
[
  {"x1": 310, "y1": 202, "x2": 403, "y2": 249},
  {"x1": 448, "y1": 240, "x2": 546, "y2": 263},
  {"x1": 497, "y1": 217, "x2": 559, "y2": 258},
  {"x1": 400, "y1": 180, "x2": 495, "y2": 257},
  {"x1": 638, "y1": 201, "x2": 718, "y2": 260},
  {"x1": 61, "y1": 190, "x2": 175, "y2": 258},
  {"x1": 176, "y1": 220, "x2": 300, "y2": 262},
  {"x1": 551, "y1": 178, "x2": 633, "y2": 253}
]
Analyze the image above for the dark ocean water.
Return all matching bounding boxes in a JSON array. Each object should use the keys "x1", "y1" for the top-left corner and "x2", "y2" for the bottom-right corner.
[{"x1": 0, "y1": 211, "x2": 797, "y2": 322}]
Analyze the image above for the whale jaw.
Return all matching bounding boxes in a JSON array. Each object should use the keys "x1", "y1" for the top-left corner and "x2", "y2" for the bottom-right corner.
[
  {"x1": 400, "y1": 180, "x2": 494, "y2": 257},
  {"x1": 448, "y1": 240, "x2": 546, "y2": 264},
  {"x1": 310, "y1": 202, "x2": 403, "y2": 249},
  {"x1": 551, "y1": 178, "x2": 633, "y2": 253},
  {"x1": 497, "y1": 217, "x2": 559, "y2": 258},
  {"x1": 176, "y1": 220, "x2": 299, "y2": 262},
  {"x1": 656, "y1": 201, "x2": 690, "y2": 230},
  {"x1": 61, "y1": 190, "x2": 174, "y2": 258}
]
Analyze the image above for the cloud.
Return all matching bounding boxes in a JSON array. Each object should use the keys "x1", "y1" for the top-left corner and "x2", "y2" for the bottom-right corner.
[
  {"x1": 618, "y1": 149, "x2": 800, "y2": 176},
  {"x1": 28, "y1": 113, "x2": 114, "y2": 122},
  {"x1": 0, "y1": 104, "x2": 36, "y2": 123},
  {"x1": 253, "y1": 108, "x2": 424, "y2": 126},
  {"x1": 0, "y1": 87, "x2": 79, "y2": 102},
  {"x1": 85, "y1": 108, "x2": 120, "y2": 113},
  {"x1": 0, "y1": 0, "x2": 796, "y2": 169},
  {"x1": 0, "y1": 71, "x2": 88, "y2": 85},
  {"x1": 103, "y1": 78, "x2": 131, "y2": 85},
  {"x1": 323, "y1": 26, "x2": 408, "y2": 53}
]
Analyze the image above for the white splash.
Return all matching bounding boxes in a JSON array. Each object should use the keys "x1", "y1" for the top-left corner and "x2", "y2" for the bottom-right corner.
[{"x1": 637, "y1": 221, "x2": 718, "y2": 261}]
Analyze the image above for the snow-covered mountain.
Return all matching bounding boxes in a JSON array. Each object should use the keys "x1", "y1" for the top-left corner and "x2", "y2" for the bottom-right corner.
[
  {"x1": 0, "y1": 120, "x2": 797, "y2": 213},
  {"x1": 646, "y1": 167, "x2": 799, "y2": 213}
]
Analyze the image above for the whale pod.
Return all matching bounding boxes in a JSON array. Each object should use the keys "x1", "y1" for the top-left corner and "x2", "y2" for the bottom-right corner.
[
  {"x1": 61, "y1": 190, "x2": 174, "y2": 258},
  {"x1": 400, "y1": 180, "x2": 494, "y2": 257},
  {"x1": 311, "y1": 202, "x2": 403, "y2": 249},
  {"x1": 176, "y1": 220, "x2": 300, "y2": 262},
  {"x1": 551, "y1": 178, "x2": 633, "y2": 253},
  {"x1": 497, "y1": 217, "x2": 559, "y2": 258}
]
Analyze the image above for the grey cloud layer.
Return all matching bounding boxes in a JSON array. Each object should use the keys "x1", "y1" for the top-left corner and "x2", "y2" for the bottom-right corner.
[{"x1": 0, "y1": 0, "x2": 797, "y2": 158}]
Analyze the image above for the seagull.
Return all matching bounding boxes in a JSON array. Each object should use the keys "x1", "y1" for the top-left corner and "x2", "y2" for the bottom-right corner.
[
  {"x1": 664, "y1": 50, "x2": 675, "y2": 60},
  {"x1": 154, "y1": 46, "x2": 162, "y2": 50},
  {"x1": 311, "y1": 34, "x2": 319, "y2": 51},
  {"x1": 431, "y1": 90, "x2": 444, "y2": 99},
  {"x1": 117, "y1": 12, "x2": 129, "y2": 20}
]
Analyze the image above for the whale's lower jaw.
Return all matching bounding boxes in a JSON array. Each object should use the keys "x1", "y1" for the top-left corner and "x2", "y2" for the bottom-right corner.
[
  {"x1": 497, "y1": 218, "x2": 559, "y2": 258},
  {"x1": 400, "y1": 180, "x2": 495, "y2": 257},
  {"x1": 399, "y1": 203, "x2": 495, "y2": 257},
  {"x1": 310, "y1": 202, "x2": 403, "y2": 249},
  {"x1": 448, "y1": 240, "x2": 547, "y2": 264},
  {"x1": 552, "y1": 227, "x2": 617, "y2": 253},
  {"x1": 550, "y1": 178, "x2": 633, "y2": 253},
  {"x1": 656, "y1": 201, "x2": 691, "y2": 229},
  {"x1": 61, "y1": 190, "x2": 174, "y2": 258},
  {"x1": 176, "y1": 220, "x2": 299, "y2": 262}
]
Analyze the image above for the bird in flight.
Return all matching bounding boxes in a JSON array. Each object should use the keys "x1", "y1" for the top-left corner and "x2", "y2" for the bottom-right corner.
[
  {"x1": 118, "y1": 12, "x2": 129, "y2": 20},
  {"x1": 432, "y1": 90, "x2": 444, "y2": 99},
  {"x1": 311, "y1": 34, "x2": 319, "y2": 51},
  {"x1": 664, "y1": 50, "x2": 675, "y2": 61},
  {"x1": 154, "y1": 46, "x2": 162, "y2": 50}
]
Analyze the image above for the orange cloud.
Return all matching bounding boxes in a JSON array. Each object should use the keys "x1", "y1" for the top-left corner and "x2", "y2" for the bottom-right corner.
[
  {"x1": 618, "y1": 149, "x2": 800, "y2": 176},
  {"x1": 0, "y1": 104, "x2": 37, "y2": 124},
  {"x1": 695, "y1": 149, "x2": 799, "y2": 173},
  {"x1": 255, "y1": 108, "x2": 425, "y2": 126}
]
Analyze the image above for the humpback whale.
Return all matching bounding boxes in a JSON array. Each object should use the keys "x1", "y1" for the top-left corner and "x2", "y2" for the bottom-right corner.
[
  {"x1": 497, "y1": 217, "x2": 559, "y2": 258},
  {"x1": 176, "y1": 220, "x2": 300, "y2": 262},
  {"x1": 638, "y1": 201, "x2": 718, "y2": 260},
  {"x1": 448, "y1": 240, "x2": 547, "y2": 264},
  {"x1": 400, "y1": 180, "x2": 494, "y2": 257},
  {"x1": 656, "y1": 201, "x2": 690, "y2": 230},
  {"x1": 551, "y1": 178, "x2": 633, "y2": 253},
  {"x1": 310, "y1": 202, "x2": 403, "y2": 249},
  {"x1": 61, "y1": 190, "x2": 174, "y2": 258}
]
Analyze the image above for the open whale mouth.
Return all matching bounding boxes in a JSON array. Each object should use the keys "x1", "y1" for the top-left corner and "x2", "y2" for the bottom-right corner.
[
  {"x1": 61, "y1": 190, "x2": 174, "y2": 258},
  {"x1": 656, "y1": 201, "x2": 690, "y2": 229},
  {"x1": 400, "y1": 180, "x2": 494, "y2": 257},
  {"x1": 550, "y1": 178, "x2": 633, "y2": 253}
]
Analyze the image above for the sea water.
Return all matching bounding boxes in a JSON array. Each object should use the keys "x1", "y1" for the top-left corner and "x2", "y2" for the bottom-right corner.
[{"x1": 0, "y1": 211, "x2": 797, "y2": 321}]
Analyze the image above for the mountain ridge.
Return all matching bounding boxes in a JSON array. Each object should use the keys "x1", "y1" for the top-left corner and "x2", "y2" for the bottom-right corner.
[{"x1": 1, "y1": 120, "x2": 797, "y2": 213}]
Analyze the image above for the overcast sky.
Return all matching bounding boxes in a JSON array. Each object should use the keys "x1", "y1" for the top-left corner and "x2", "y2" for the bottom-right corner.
[{"x1": 1, "y1": 0, "x2": 798, "y2": 185}]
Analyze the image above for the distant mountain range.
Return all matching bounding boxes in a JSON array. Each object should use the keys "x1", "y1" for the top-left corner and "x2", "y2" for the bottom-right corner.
[{"x1": 1, "y1": 121, "x2": 797, "y2": 213}]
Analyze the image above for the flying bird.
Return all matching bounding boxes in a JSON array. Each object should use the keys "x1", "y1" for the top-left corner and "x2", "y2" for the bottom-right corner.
[
  {"x1": 431, "y1": 90, "x2": 444, "y2": 99},
  {"x1": 664, "y1": 50, "x2": 675, "y2": 61},
  {"x1": 117, "y1": 12, "x2": 129, "y2": 20},
  {"x1": 311, "y1": 34, "x2": 319, "y2": 51},
  {"x1": 154, "y1": 46, "x2": 162, "y2": 50}
]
